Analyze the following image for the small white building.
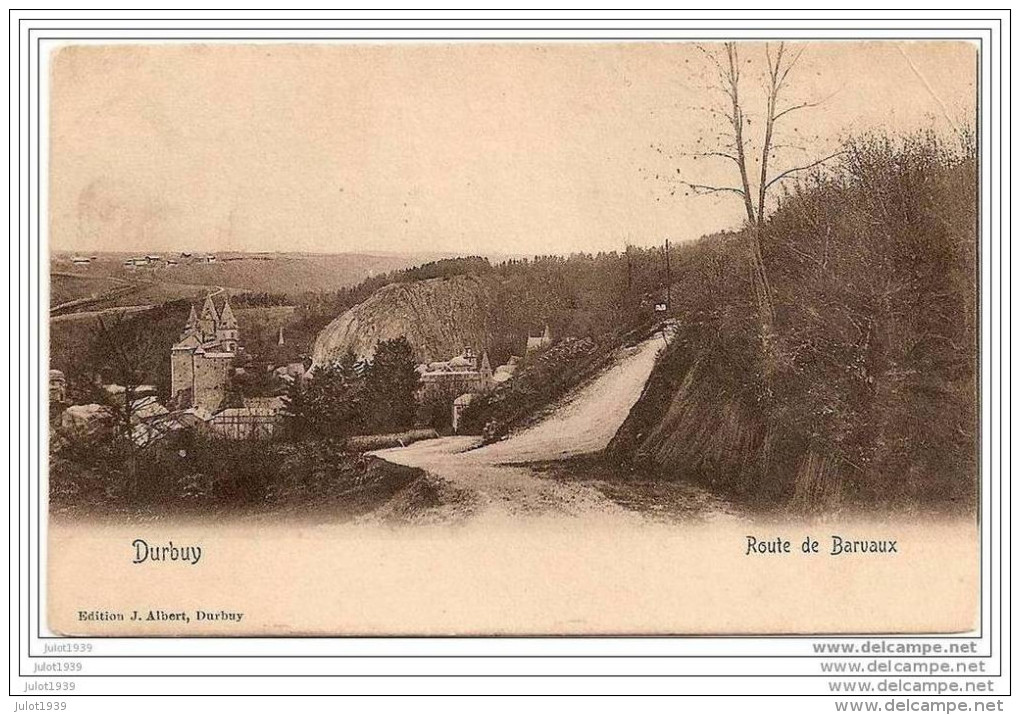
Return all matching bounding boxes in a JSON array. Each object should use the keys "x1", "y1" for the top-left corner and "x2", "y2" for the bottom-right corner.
[
  {"x1": 452, "y1": 393, "x2": 475, "y2": 434},
  {"x1": 526, "y1": 325, "x2": 553, "y2": 353},
  {"x1": 207, "y1": 397, "x2": 285, "y2": 440}
]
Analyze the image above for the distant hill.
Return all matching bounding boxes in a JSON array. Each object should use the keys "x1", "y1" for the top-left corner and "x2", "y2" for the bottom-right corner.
[{"x1": 49, "y1": 252, "x2": 461, "y2": 297}]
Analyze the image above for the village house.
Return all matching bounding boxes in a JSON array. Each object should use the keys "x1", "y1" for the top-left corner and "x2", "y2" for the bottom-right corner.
[
  {"x1": 170, "y1": 295, "x2": 240, "y2": 412},
  {"x1": 492, "y1": 355, "x2": 520, "y2": 384},
  {"x1": 416, "y1": 347, "x2": 495, "y2": 400},
  {"x1": 207, "y1": 396, "x2": 286, "y2": 440},
  {"x1": 416, "y1": 347, "x2": 526, "y2": 433},
  {"x1": 526, "y1": 324, "x2": 553, "y2": 353}
]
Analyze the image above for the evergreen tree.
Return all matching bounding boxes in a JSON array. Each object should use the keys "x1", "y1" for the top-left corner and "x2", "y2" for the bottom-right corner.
[
  {"x1": 365, "y1": 337, "x2": 420, "y2": 432},
  {"x1": 281, "y1": 351, "x2": 366, "y2": 440}
]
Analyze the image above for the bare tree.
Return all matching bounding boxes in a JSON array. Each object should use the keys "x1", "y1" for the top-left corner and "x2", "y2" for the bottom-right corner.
[
  {"x1": 675, "y1": 41, "x2": 841, "y2": 359},
  {"x1": 86, "y1": 312, "x2": 164, "y2": 491}
]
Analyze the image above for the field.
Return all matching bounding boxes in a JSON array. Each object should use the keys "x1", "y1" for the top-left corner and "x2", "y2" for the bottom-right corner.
[
  {"x1": 50, "y1": 251, "x2": 459, "y2": 298},
  {"x1": 50, "y1": 273, "x2": 131, "y2": 307}
]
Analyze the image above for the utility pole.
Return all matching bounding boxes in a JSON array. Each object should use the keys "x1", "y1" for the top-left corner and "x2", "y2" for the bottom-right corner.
[
  {"x1": 664, "y1": 238, "x2": 672, "y2": 314},
  {"x1": 625, "y1": 244, "x2": 633, "y2": 293}
]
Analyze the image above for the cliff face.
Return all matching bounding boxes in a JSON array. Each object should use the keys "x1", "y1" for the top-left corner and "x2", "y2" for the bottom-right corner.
[{"x1": 312, "y1": 274, "x2": 497, "y2": 365}]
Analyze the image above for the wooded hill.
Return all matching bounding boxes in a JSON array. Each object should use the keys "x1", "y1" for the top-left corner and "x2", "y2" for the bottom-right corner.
[
  {"x1": 309, "y1": 249, "x2": 680, "y2": 366},
  {"x1": 608, "y1": 132, "x2": 978, "y2": 512}
]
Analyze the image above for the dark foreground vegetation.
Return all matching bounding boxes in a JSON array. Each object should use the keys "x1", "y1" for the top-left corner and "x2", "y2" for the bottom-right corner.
[
  {"x1": 49, "y1": 333, "x2": 429, "y2": 519},
  {"x1": 49, "y1": 431, "x2": 427, "y2": 520},
  {"x1": 608, "y1": 132, "x2": 978, "y2": 512}
]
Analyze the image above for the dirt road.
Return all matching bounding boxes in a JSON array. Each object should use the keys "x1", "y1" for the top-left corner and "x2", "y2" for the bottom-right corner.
[
  {"x1": 49, "y1": 285, "x2": 225, "y2": 323},
  {"x1": 372, "y1": 337, "x2": 663, "y2": 522}
]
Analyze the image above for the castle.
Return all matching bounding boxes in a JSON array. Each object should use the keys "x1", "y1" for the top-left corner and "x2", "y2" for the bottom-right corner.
[{"x1": 170, "y1": 295, "x2": 240, "y2": 412}]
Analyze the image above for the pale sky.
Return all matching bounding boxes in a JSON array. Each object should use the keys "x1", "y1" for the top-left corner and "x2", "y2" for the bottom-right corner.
[{"x1": 49, "y1": 41, "x2": 977, "y2": 255}]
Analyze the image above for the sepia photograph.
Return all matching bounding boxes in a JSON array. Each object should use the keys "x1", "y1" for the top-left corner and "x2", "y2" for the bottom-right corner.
[{"x1": 45, "y1": 39, "x2": 980, "y2": 636}]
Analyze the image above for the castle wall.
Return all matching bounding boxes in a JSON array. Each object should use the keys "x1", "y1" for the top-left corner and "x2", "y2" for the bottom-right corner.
[
  {"x1": 193, "y1": 353, "x2": 233, "y2": 412},
  {"x1": 419, "y1": 372, "x2": 491, "y2": 400},
  {"x1": 171, "y1": 349, "x2": 195, "y2": 406}
]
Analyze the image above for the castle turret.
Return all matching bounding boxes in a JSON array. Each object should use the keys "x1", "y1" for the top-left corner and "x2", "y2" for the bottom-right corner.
[
  {"x1": 180, "y1": 305, "x2": 199, "y2": 340},
  {"x1": 198, "y1": 295, "x2": 219, "y2": 341},
  {"x1": 216, "y1": 297, "x2": 239, "y2": 352}
]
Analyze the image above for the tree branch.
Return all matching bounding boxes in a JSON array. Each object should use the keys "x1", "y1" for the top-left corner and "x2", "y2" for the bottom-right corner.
[
  {"x1": 777, "y1": 44, "x2": 807, "y2": 89},
  {"x1": 773, "y1": 90, "x2": 840, "y2": 121},
  {"x1": 763, "y1": 152, "x2": 844, "y2": 191},
  {"x1": 676, "y1": 179, "x2": 746, "y2": 197},
  {"x1": 680, "y1": 150, "x2": 742, "y2": 165}
]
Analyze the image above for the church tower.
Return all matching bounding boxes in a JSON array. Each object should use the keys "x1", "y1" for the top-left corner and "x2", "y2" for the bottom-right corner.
[{"x1": 479, "y1": 350, "x2": 493, "y2": 390}]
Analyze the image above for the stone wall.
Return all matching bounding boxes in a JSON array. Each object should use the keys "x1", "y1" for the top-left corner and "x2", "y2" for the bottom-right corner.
[
  {"x1": 170, "y1": 349, "x2": 195, "y2": 406},
  {"x1": 192, "y1": 353, "x2": 233, "y2": 412}
]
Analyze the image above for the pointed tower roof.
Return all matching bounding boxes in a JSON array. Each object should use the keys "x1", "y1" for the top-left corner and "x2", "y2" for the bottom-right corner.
[
  {"x1": 218, "y1": 296, "x2": 238, "y2": 329},
  {"x1": 178, "y1": 305, "x2": 200, "y2": 341},
  {"x1": 200, "y1": 295, "x2": 219, "y2": 323},
  {"x1": 480, "y1": 350, "x2": 492, "y2": 374},
  {"x1": 173, "y1": 332, "x2": 203, "y2": 350}
]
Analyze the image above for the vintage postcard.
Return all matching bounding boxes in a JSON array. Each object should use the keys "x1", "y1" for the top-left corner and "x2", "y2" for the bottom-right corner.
[{"x1": 46, "y1": 40, "x2": 979, "y2": 635}]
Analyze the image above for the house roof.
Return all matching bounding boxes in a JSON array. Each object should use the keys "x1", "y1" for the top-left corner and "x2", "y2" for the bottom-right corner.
[{"x1": 243, "y1": 396, "x2": 285, "y2": 412}]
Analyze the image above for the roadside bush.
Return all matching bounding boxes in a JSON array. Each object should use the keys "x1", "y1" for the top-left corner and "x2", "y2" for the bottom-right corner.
[{"x1": 459, "y1": 335, "x2": 624, "y2": 440}]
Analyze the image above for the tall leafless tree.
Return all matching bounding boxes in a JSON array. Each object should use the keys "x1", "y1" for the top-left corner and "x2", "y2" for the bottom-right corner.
[{"x1": 676, "y1": 42, "x2": 841, "y2": 366}]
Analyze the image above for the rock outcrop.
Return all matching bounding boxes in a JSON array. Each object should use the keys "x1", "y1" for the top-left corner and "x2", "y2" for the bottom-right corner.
[{"x1": 312, "y1": 274, "x2": 497, "y2": 365}]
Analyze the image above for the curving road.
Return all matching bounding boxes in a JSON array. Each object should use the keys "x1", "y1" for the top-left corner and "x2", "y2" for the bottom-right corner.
[{"x1": 372, "y1": 337, "x2": 663, "y2": 521}]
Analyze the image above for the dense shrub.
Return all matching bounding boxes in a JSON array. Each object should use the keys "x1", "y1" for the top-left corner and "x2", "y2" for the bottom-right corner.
[{"x1": 459, "y1": 333, "x2": 636, "y2": 439}]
